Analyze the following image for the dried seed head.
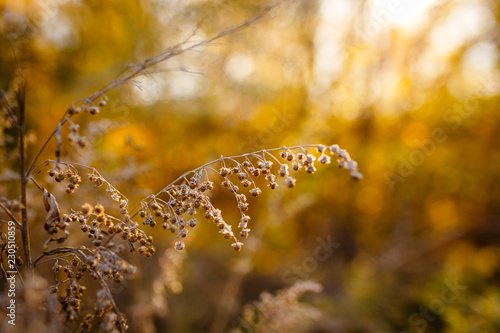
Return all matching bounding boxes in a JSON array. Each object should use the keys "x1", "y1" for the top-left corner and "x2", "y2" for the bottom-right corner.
[
  {"x1": 267, "y1": 182, "x2": 278, "y2": 189},
  {"x1": 319, "y1": 154, "x2": 331, "y2": 164},
  {"x1": 329, "y1": 144, "x2": 340, "y2": 154},
  {"x1": 94, "y1": 204, "x2": 104, "y2": 214},
  {"x1": 175, "y1": 241, "x2": 185, "y2": 251},
  {"x1": 70, "y1": 175, "x2": 82, "y2": 184},
  {"x1": 220, "y1": 167, "x2": 231, "y2": 177},
  {"x1": 77, "y1": 137, "x2": 88, "y2": 148},
  {"x1": 346, "y1": 160, "x2": 358, "y2": 171},
  {"x1": 279, "y1": 164, "x2": 289, "y2": 177},
  {"x1": 249, "y1": 187, "x2": 262, "y2": 197},
  {"x1": 69, "y1": 124, "x2": 80, "y2": 133},
  {"x1": 231, "y1": 242, "x2": 244, "y2": 252},
  {"x1": 351, "y1": 171, "x2": 363, "y2": 181},
  {"x1": 286, "y1": 176, "x2": 296, "y2": 188},
  {"x1": 89, "y1": 106, "x2": 100, "y2": 115},
  {"x1": 81, "y1": 203, "x2": 92, "y2": 215},
  {"x1": 337, "y1": 149, "x2": 349, "y2": 159},
  {"x1": 266, "y1": 174, "x2": 276, "y2": 182},
  {"x1": 98, "y1": 100, "x2": 107, "y2": 107},
  {"x1": 187, "y1": 219, "x2": 197, "y2": 228},
  {"x1": 92, "y1": 175, "x2": 103, "y2": 186},
  {"x1": 239, "y1": 228, "x2": 250, "y2": 238},
  {"x1": 304, "y1": 154, "x2": 316, "y2": 166},
  {"x1": 306, "y1": 165, "x2": 317, "y2": 174}
]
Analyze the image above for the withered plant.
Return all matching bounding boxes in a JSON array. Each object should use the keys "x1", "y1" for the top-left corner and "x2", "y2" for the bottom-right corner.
[{"x1": 0, "y1": 2, "x2": 361, "y2": 332}]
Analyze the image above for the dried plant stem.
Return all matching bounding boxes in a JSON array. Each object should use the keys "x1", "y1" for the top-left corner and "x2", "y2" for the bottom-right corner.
[
  {"x1": 17, "y1": 80, "x2": 32, "y2": 278},
  {"x1": 31, "y1": 246, "x2": 85, "y2": 268},
  {"x1": 25, "y1": 116, "x2": 71, "y2": 177}
]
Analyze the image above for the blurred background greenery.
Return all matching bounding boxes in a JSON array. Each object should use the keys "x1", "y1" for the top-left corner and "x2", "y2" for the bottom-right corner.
[{"x1": 1, "y1": 0, "x2": 499, "y2": 332}]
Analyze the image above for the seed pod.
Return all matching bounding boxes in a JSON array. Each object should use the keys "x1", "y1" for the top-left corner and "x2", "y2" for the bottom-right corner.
[
  {"x1": 286, "y1": 176, "x2": 296, "y2": 188},
  {"x1": 175, "y1": 241, "x2": 185, "y2": 251},
  {"x1": 279, "y1": 164, "x2": 289, "y2": 177},
  {"x1": 231, "y1": 242, "x2": 244, "y2": 252},
  {"x1": 319, "y1": 154, "x2": 331, "y2": 164},
  {"x1": 267, "y1": 182, "x2": 278, "y2": 189},
  {"x1": 306, "y1": 165, "x2": 317, "y2": 174},
  {"x1": 249, "y1": 188, "x2": 262, "y2": 197}
]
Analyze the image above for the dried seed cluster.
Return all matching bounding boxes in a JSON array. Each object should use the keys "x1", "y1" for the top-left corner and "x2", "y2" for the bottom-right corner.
[
  {"x1": 67, "y1": 123, "x2": 88, "y2": 148},
  {"x1": 36, "y1": 144, "x2": 359, "y2": 333},
  {"x1": 50, "y1": 258, "x2": 87, "y2": 323},
  {"x1": 325, "y1": 144, "x2": 363, "y2": 180},
  {"x1": 43, "y1": 145, "x2": 360, "y2": 254},
  {"x1": 66, "y1": 99, "x2": 107, "y2": 116},
  {"x1": 64, "y1": 100, "x2": 107, "y2": 148},
  {"x1": 48, "y1": 167, "x2": 82, "y2": 194},
  {"x1": 48, "y1": 249, "x2": 133, "y2": 331},
  {"x1": 63, "y1": 203, "x2": 155, "y2": 256},
  {"x1": 130, "y1": 144, "x2": 361, "y2": 252}
]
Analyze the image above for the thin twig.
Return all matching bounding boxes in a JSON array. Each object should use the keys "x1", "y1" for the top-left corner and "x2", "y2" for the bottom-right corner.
[
  {"x1": 0, "y1": 202, "x2": 21, "y2": 228},
  {"x1": 31, "y1": 246, "x2": 86, "y2": 268},
  {"x1": 25, "y1": 2, "x2": 283, "y2": 178}
]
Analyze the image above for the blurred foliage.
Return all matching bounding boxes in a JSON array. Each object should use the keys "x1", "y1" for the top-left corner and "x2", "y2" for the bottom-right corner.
[{"x1": 1, "y1": 0, "x2": 500, "y2": 332}]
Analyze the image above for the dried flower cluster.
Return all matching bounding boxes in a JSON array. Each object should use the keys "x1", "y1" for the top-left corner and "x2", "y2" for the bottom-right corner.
[
  {"x1": 47, "y1": 166, "x2": 83, "y2": 194},
  {"x1": 26, "y1": 142, "x2": 361, "y2": 331},
  {"x1": 130, "y1": 144, "x2": 362, "y2": 253},
  {"x1": 35, "y1": 247, "x2": 133, "y2": 332}
]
